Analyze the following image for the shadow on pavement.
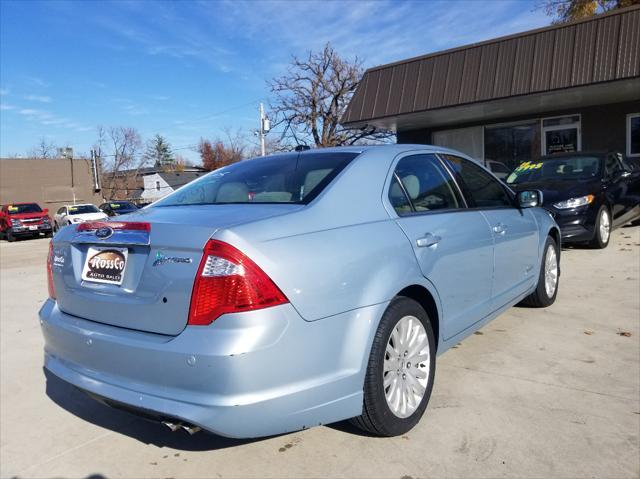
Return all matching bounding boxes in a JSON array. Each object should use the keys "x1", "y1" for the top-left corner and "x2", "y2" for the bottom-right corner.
[{"x1": 44, "y1": 368, "x2": 260, "y2": 451}]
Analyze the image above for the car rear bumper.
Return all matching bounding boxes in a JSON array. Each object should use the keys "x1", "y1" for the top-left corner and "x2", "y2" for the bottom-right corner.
[{"x1": 39, "y1": 299, "x2": 386, "y2": 438}]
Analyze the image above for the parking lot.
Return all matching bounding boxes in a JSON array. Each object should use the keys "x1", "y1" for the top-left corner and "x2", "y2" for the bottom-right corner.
[{"x1": 1, "y1": 227, "x2": 638, "y2": 479}]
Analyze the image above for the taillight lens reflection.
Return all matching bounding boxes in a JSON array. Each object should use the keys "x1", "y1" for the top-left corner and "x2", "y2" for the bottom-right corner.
[
  {"x1": 188, "y1": 240, "x2": 288, "y2": 325},
  {"x1": 47, "y1": 242, "x2": 56, "y2": 300}
]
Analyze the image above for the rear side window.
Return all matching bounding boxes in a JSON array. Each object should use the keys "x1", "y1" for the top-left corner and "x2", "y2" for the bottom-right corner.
[
  {"x1": 389, "y1": 154, "x2": 463, "y2": 215},
  {"x1": 442, "y1": 155, "x2": 512, "y2": 208},
  {"x1": 154, "y1": 152, "x2": 358, "y2": 206}
]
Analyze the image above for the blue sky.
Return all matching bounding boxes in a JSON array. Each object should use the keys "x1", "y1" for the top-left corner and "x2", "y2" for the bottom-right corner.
[{"x1": 0, "y1": 0, "x2": 550, "y2": 162}]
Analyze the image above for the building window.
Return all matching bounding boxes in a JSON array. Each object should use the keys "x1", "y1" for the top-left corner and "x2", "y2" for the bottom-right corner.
[
  {"x1": 432, "y1": 126, "x2": 483, "y2": 161},
  {"x1": 484, "y1": 121, "x2": 539, "y2": 171},
  {"x1": 627, "y1": 113, "x2": 640, "y2": 158},
  {"x1": 156, "y1": 181, "x2": 161, "y2": 192},
  {"x1": 541, "y1": 114, "x2": 581, "y2": 156}
]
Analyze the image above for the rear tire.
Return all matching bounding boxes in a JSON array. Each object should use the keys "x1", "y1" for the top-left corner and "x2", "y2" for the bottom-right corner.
[
  {"x1": 522, "y1": 236, "x2": 559, "y2": 308},
  {"x1": 589, "y1": 206, "x2": 611, "y2": 249},
  {"x1": 351, "y1": 297, "x2": 436, "y2": 436}
]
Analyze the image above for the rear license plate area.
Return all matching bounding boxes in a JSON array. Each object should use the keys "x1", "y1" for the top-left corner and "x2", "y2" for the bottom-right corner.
[{"x1": 81, "y1": 246, "x2": 128, "y2": 285}]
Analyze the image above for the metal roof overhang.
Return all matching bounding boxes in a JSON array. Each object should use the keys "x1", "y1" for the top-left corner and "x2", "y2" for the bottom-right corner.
[{"x1": 345, "y1": 78, "x2": 640, "y2": 132}]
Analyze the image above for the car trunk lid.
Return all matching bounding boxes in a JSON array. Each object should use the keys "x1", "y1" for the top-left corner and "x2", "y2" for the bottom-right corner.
[{"x1": 51, "y1": 204, "x2": 301, "y2": 335}]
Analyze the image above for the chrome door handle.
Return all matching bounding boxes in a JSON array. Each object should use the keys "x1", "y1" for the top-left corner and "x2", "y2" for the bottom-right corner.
[
  {"x1": 493, "y1": 223, "x2": 507, "y2": 235},
  {"x1": 416, "y1": 233, "x2": 441, "y2": 248}
]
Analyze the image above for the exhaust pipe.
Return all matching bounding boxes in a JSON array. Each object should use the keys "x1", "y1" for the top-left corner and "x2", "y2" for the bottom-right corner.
[
  {"x1": 162, "y1": 421, "x2": 182, "y2": 432},
  {"x1": 182, "y1": 424, "x2": 202, "y2": 435}
]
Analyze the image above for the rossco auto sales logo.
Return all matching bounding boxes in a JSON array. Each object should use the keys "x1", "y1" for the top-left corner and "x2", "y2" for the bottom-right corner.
[{"x1": 85, "y1": 250, "x2": 126, "y2": 282}]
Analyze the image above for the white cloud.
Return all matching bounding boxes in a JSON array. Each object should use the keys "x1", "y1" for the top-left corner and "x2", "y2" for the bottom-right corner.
[
  {"x1": 24, "y1": 94, "x2": 52, "y2": 103},
  {"x1": 0, "y1": 88, "x2": 8, "y2": 96},
  {"x1": 0, "y1": 103, "x2": 16, "y2": 110}
]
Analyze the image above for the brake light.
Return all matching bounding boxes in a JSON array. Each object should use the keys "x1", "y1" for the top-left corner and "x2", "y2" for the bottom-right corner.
[
  {"x1": 77, "y1": 221, "x2": 150, "y2": 232},
  {"x1": 188, "y1": 240, "x2": 288, "y2": 325},
  {"x1": 47, "y1": 242, "x2": 56, "y2": 300}
]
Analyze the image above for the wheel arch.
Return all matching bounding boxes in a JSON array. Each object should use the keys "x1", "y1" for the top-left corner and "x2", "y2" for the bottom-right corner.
[
  {"x1": 396, "y1": 284, "x2": 441, "y2": 352},
  {"x1": 548, "y1": 226, "x2": 561, "y2": 255}
]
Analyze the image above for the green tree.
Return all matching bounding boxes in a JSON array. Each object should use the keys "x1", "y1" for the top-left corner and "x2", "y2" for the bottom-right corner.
[
  {"x1": 144, "y1": 134, "x2": 174, "y2": 167},
  {"x1": 538, "y1": 0, "x2": 639, "y2": 23}
]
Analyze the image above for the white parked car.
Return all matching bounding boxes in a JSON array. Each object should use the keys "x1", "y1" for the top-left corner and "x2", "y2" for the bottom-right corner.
[
  {"x1": 53, "y1": 204, "x2": 108, "y2": 231},
  {"x1": 484, "y1": 160, "x2": 511, "y2": 180}
]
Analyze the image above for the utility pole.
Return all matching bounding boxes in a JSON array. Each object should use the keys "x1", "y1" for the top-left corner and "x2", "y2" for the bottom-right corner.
[{"x1": 259, "y1": 103, "x2": 270, "y2": 157}]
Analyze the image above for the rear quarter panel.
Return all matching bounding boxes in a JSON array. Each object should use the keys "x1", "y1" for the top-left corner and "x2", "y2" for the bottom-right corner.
[{"x1": 215, "y1": 147, "x2": 441, "y2": 323}]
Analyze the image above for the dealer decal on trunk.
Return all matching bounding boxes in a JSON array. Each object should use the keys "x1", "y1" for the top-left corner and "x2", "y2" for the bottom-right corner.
[{"x1": 81, "y1": 247, "x2": 128, "y2": 285}]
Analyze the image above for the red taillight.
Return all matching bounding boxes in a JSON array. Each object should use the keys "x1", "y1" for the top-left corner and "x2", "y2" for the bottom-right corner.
[
  {"x1": 47, "y1": 242, "x2": 56, "y2": 300},
  {"x1": 188, "y1": 240, "x2": 289, "y2": 325},
  {"x1": 77, "y1": 221, "x2": 150, "y2": 232}
]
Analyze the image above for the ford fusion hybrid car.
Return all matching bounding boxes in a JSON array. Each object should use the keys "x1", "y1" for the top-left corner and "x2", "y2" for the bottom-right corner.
[{"x1": 41, "y1": 145, "x2": 560, "y2": 438}]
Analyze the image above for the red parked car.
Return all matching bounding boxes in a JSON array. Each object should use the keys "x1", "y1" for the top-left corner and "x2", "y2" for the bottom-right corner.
[{"x1": 0, "y1": 203, "x2": 53, "y2": 242}]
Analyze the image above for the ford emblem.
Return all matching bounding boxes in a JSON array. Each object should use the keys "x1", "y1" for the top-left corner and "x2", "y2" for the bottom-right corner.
[{"x1": 95, "y1": 226, "x2": 114, "y2": 239}]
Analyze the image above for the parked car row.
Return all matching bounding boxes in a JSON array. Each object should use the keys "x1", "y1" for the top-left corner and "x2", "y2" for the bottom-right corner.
[{"x1": 1, "y1": 201, "x2": 140, "y2": 241}]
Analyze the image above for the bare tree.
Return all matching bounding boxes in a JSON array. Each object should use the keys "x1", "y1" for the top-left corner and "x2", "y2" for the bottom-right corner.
[
  {"x1": 101, "y1": 126, "x2": 145, "y2": 200},
  {"x1": 28, "y1": 137, "x2": 57, "y2": 159},
  {"x1": 537, "y1": 0, "x2": 639, "y2": 23},
  {"x1": 268, "y1": 43, "x2": 393, "y2": 148}
]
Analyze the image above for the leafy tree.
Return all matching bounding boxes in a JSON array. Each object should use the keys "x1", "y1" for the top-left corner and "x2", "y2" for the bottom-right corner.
[
  {"x1": 198, "y1": 139, "x2": 244, "y2": 171},
  {"x1": 269, "y1": 43, "x2": 393, "y2": 148},
  {"x1": 538, "y1": 0, "x2": 639, "y2": 23},
  {"x1": 144, "y1": 134, "x2": 174, "y2": 167},
  {"x1": 198, "y1": 129, "x2": 246, "y2": 171}
]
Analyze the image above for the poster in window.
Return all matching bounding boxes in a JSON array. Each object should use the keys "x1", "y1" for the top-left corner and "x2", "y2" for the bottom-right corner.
[{"x1": 545, "y1": 128, "x2": 578, "y2": 155}]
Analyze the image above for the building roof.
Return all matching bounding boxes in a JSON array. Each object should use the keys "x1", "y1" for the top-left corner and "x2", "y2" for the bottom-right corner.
[
  {"x1": 342, "y1": 6, "x2": 640, "y2": 128},
  {"x1": 157, "y1": 171, "x2": 205, "y2": 189}
]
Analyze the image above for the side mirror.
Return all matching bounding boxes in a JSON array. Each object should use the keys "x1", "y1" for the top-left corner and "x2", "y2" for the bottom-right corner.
[
  {"x1": 517, "y1": 190, "x2": 542, "y2": 208},
  {"x1": 43, "y1": 208, "x2": 49, "y2": 214}
]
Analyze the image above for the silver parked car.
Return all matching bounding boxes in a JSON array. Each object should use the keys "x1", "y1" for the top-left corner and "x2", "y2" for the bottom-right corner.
[{"x1": 41, "y1": 145, "x2": 560, "y2": 438}]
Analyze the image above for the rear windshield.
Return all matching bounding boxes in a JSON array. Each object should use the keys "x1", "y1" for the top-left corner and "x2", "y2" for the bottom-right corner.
[
  {"x1": 68, "y1": 204, "x2": 100, "y2": 214},
  {"x1": 6, "y1": 203, "x2": 42, "y2": 214},
  {"x1": 154, "y1": 152, "x2": 358, "y2": 207}
]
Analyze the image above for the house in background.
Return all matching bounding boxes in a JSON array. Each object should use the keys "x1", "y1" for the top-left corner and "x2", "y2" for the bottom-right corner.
[
  {"x1": 103, "y1": 165, "x2": 207, "y2": 205},
  {"x1": 342, "y1": 6, "x2": 640, "y2": 170},
  {"x1": 140, "y1": 170, "x2": 205, "y2": 203}
]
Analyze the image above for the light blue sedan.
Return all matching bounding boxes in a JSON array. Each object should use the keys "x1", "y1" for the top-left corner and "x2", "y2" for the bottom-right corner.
[{"x1": 41, "y1": 145, "x2": 560, "y2": 438}]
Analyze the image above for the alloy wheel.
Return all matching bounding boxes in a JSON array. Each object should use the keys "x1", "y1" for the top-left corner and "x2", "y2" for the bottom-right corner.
[
  {"x1": 383, "y1": 315, "x2": 430, "y2": 418},
  {"x1": 544, "y1": 244, "x2": 558, "y2": 298}
]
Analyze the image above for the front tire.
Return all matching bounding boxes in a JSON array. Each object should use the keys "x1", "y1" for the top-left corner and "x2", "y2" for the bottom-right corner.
[
  {"x1": 351, "y1": 297, "x2": 436, "y2": 436},
  {"x1": 589, "y1": 206, "x2": 611, "y2": 249},
  {"x1": 522, "y1": 236, "x2": 559, "y2": 307},
  {"x1": 6, "y1": 229, "x2": 16, "y2": 242}
]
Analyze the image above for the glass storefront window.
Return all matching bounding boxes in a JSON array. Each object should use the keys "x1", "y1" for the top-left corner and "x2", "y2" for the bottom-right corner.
[{"x1": 484, "y1": 122, "x2": 539, "y2": 171}]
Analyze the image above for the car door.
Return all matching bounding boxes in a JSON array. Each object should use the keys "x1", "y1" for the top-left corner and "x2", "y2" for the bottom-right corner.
[
  {"x1": 604, "y1": 153, "x2": 640, "y2": 227},
  {"x1": 440, "y1": 154, "x2": 539, "y2": 310},
  {"x1": 387, "y1": 153, "x2": 495, "y2": 340}
]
